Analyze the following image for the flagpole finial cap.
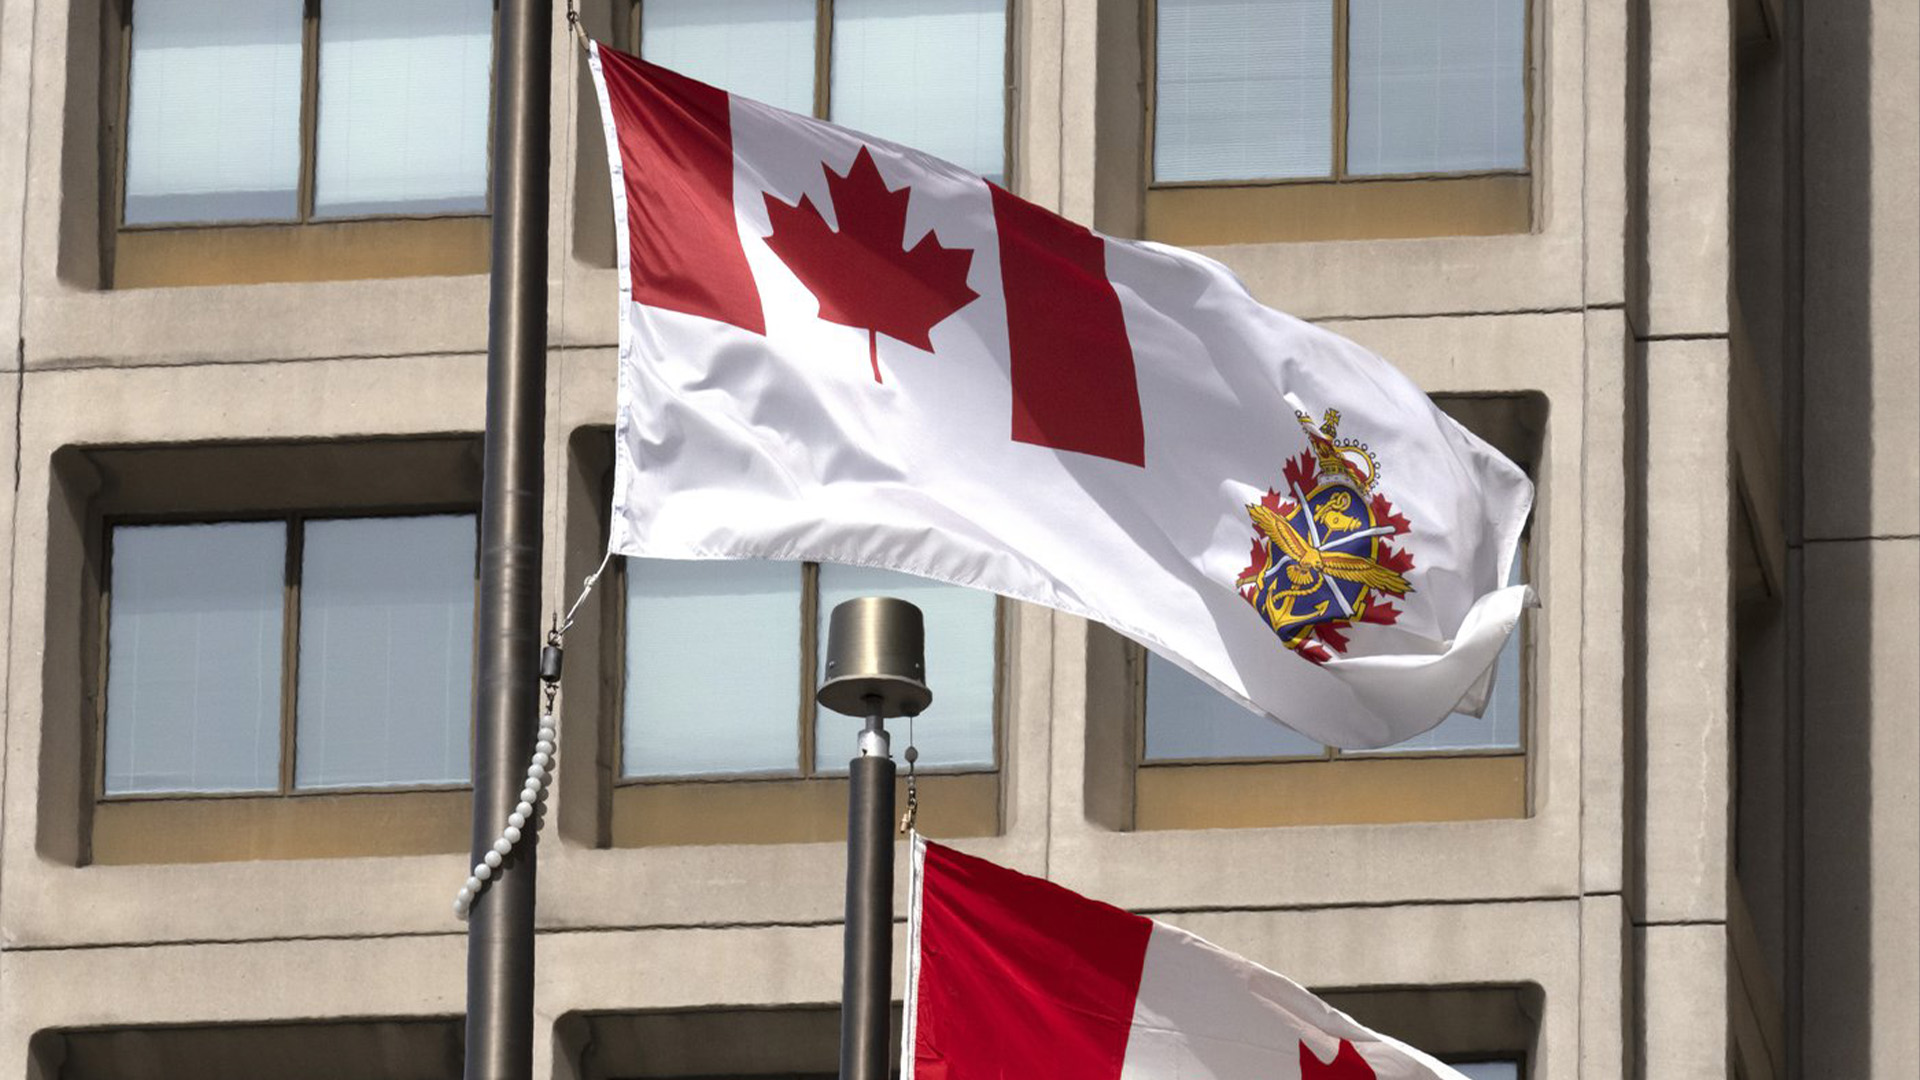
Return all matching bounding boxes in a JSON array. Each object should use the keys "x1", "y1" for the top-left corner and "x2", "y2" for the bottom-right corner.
[{"x1": 817, "y1": 596, "x2": 933, "y2": 719}]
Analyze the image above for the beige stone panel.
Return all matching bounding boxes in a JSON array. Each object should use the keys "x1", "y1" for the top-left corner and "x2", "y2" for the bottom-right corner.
[
  {"x1": 1801, "y1": 538, "x2": 1920, "y2": 1078},
  {"x1": 1802, "y1": 0, "x2": 1920, "y2": 538},
  {"x1": 1637, "y1": 923, "x2": 1728, "y2": 1078},
  {"x1": 24, "y1": 275, "x2": 492, "y2": 370},
  {"x1": 1014, "y1": 0, "x2": 1065, "y2": 213},
  {"x1": 0, "y1": 0, "x2": 30, "y2": 355},
  {"x1": 1054, "y1": 0, "x2": 1100, "y2": 227},
  {"x1": 1581, "y1": 310, "x2": 1631, "y2": 895},
  {"x1": 1580, "y1": 895, "x2": 1629, "y2": 1080},
  {"x1": 1637, "y1": 0, "x2": 1732, "y2": 337},
  {"x1": 1170, "y1": 901, "x2": 1578, "y2": 1080},
  {"x1": 1048, "y1": 313, "x2": 1587, "y2": 910},
  {"x1": 1583, "y1": 0, "x2": 1630, "y2": 307},
  {"x1": 1637, "y1": 339, "x2": 1732, "y2": 924},
  {"x1": 0, "y1": 372, "x2": 15, "y2": 868},
  {"x1": 0, "y1": 936, "x2": 466, "y2": 1053}
]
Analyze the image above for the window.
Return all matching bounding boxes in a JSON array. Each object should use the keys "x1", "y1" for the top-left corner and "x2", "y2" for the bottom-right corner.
[
  {"x1": 1124, "y1": 393, "x2": 1543, "y2": 830},
  {"x1": 1448, "y1": 1063, "x2": 1523, "y2": 1080},
  {"x1": 102, "y1": 513, "x2": 478, "y2": 797},
  {"x1": 1146, "y1": 0, "x2": 1532, "y2": 244},
  {"x1": 629, "y1": 0, "x2": 1009, "y2": 181},
  {"x1": 111, "y1": 0, "x2": 495, "y2": 285},
  {"x1": 610, "y1": 557, "x2": 1002, "y2": 845}
]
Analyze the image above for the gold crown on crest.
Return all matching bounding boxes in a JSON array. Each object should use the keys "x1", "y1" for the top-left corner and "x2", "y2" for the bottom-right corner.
[{"x1": 1292, "y1": 406, "x2": 1380, "y2": 493}]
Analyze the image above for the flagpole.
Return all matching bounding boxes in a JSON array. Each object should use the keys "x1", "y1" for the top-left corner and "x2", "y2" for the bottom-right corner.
[{"x1": 467, "y1": 3, "x2": 552, "y2": 1080}]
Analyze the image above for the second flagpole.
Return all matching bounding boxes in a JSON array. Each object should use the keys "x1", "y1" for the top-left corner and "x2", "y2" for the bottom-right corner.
[{"x1": 817, "y1": 597, "x2": 934, "y2": 1080}]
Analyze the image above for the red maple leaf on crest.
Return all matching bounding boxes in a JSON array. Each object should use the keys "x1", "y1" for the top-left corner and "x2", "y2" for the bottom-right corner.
[
  {"x1": 762, "y1": 146, "x2": 979, "y2": 383},
  {"x1": 1300, "y1": 1039, "x2": 1377, "y2": 1080}
]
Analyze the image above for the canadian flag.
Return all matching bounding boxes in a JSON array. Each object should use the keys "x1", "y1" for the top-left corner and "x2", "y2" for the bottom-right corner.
[
  {"x1": 587, "y1": 43, "x2": 1532, "y2": 749},
  {"x1": 905, "y1": 838, "x2": 1476, "y2": 1080}
]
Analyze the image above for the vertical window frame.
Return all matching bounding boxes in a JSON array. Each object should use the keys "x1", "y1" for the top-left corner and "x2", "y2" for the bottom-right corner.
[
  {"x1": 1143, "y1": 0, "x2": 1536, "y2": 190},
  {"x1": 94, "y1": 505, "x2": 482, "y2": 802},
  {"x1": 111, "y1": 0, "x2": 501, "y2": 234}
]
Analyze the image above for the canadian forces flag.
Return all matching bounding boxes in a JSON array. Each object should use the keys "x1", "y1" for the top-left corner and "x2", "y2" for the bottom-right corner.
[
  {"x1": 905, "y1": 838, "x2": 1476, "y2": 1080},
  {"x1": 587, "y1": 43, "x2": 1532, "y2": 748}
]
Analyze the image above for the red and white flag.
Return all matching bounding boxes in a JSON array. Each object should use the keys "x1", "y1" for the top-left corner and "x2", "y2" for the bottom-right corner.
[
  {"x1": 586, "y1": 43, "x2": 1532, "y2": 749},
  {"x1": 905, "y1": 838, "x2": 1474, "y2": 1080}
]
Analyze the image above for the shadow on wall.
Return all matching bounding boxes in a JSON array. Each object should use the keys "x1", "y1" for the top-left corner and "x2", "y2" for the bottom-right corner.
[{"x1": 1796, "y1": 0, "x2": 1876, "y2": 1073}]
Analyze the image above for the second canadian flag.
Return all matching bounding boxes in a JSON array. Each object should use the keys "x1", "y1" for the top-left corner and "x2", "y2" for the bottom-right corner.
[{"x1": 905, "y1": 838, "x2": 1478, "y2": 1080}]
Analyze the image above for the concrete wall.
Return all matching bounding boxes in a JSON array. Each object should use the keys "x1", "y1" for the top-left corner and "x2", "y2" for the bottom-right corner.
[{"x1": 0, "y1": 0, "x2": 1910, "y2": 1078}]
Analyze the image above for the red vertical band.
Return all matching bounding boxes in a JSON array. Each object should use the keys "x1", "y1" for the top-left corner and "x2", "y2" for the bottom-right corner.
[
  {"x1": 913, "y1": 842, "x2": 1153, "y2": 1080},
  {"x1": 990, "y1": 185, "x2": 1145, "y2": 467},
  {"x1": 596, "y1": 46, "x2": 764, "y2": 334}
]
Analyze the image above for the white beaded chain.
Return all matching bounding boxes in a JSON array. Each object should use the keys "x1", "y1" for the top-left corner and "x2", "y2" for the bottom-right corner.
[
  {"x1": 453, "y1": 691, "x2": 559, "y2": 921},
  {"x1": 454, "y1": 553, "x2": 610, "y2": 921}
]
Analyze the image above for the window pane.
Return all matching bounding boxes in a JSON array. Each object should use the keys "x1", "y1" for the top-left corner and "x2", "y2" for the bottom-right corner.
[
  {"x1": 1449, "y1": 1063, "x2": 1521, "y2": 1080},
  {"x1": 1144, "y1": 652, "x2": 1324, "y2": 760},
  {"x1": 123, "y1": 0, "x2": 303, "y2": 224},
  {"x1": 1154, "y1": 0, "x2": 1334, "y2": 182},
  {"x1": 294, "y1": 515, "x2": 476, "y2": 790},
  {"x1": 1347, "y1": 0, "x2": 1527, "y2": 175},
  {"x1": 104, "y1": 522, "x2": 285, "y2": 794},
  {"x1": 313, "y1": 0, "x2": 493, "y2": 218},
  {"x1": 813, "y1": 566, "x2": 996, "y2": 774},
  {"x1": 830, "y1": 0, "x2": 1007, "y2": 181},
  {"x1": 623, "y1": 559, "x2": 803, "y2": 777},
  {"x1": 1358, "y1": 558, "x2": 1525, "y2": 753},
  {"x1": 641, "y1": 0, "x2": 817, "y2": 116}
]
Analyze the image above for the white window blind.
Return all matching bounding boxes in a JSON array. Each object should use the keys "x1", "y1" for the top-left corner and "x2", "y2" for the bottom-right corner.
[
  {"x1": 1154, "y1": 0, "x2": 1334, "y2": 182},
  {"x1": 123, "y1": 0, "x2": 304, "y2": 225},
  {"x1": 1346, "y1": 0, "x2": 1527, "y2": 175},
  {"x1": 294, "y1": 515, "x2": 476, "y2": 790},
  {"x1": 622, "y1": 558, "x2": 805, "y2": 777},
  {"x1": 104, "y1": 522, "x2": 285, "y2": 795},
  {"x1": 640, "y1": 0, "x2": 818, "y2": 116},
  {"x1": 312, "y1": 0, "x2": 493, "y2": 218},
  {"x1": 830, "y1": 0, "x2": 1007, "y2": 181},
  {"x1": 813, "y1": 564, "x2": 996, "y2": 774}
]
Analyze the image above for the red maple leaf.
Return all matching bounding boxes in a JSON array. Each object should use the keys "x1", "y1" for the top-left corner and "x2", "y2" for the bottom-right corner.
[
  {"x1": 1301, "y1": 1039, "x2": 1377, "y2": 1080},
  {"x1": 1282, "y1": 451, "x2": 1318, "y2": 500},
  {"x1": 762, "y1": 146, "x2": 978, "y2": 383},
  {"x1": 1369, "y1": 493, "x2": 1412, "y2": 536},
  {"x1": 1377, "y1": 541, "x2": 1415, "y2": 577},
  {"x1": 1359, "y1": 596, "x2": 1402, "y2": 625},
  {"x1": 1313, "y1": 623, "x2": 1351, "y2": 653}
]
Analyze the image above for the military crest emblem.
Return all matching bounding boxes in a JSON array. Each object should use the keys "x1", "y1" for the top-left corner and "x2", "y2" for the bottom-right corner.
[{"x1": 1237, "y1": 403, "x2": 1416, "y2": 664}]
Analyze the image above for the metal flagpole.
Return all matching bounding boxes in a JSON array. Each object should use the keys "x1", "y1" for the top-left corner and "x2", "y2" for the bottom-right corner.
[
  {"x1": 817, "y1": 598, "x2": 933, "y2": 1080},
  {"x1": 467, "y1": 2, "x2": 552, "y2": 1079}
]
